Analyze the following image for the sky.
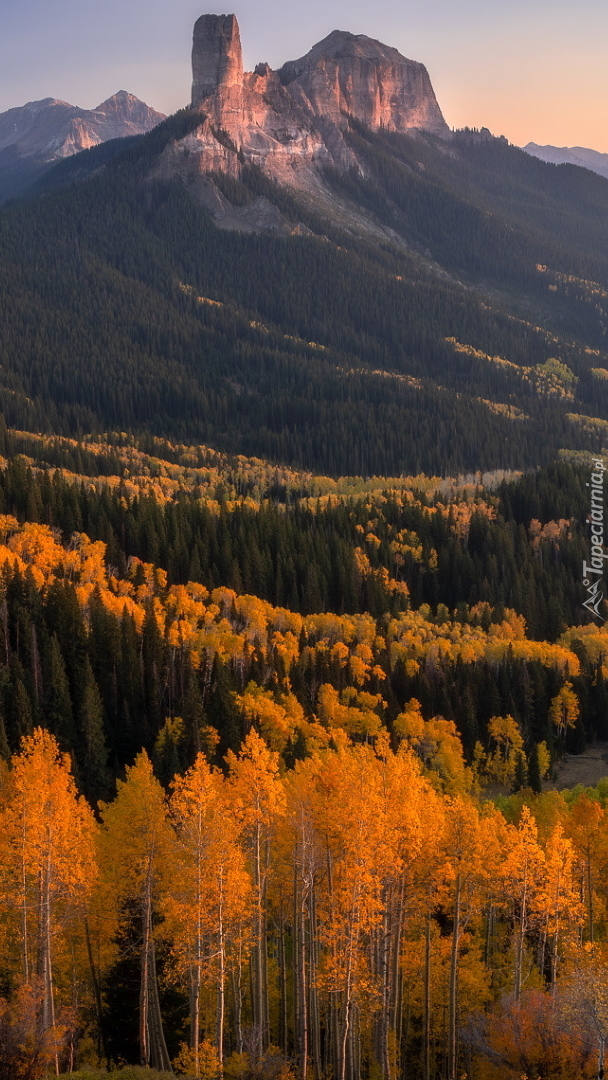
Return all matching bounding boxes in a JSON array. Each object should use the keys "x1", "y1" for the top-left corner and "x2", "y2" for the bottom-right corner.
[{"x1": 1, "y1": 0, "x2": 607, "y2": 150}]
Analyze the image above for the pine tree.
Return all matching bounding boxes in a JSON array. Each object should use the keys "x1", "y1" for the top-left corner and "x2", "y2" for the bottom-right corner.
[
  {"x1": 43, "y1": 634, "x2": 75, "y2": 750},
  {"x1": 77, "y1": 657, "x2": 108, "y2": 802}
]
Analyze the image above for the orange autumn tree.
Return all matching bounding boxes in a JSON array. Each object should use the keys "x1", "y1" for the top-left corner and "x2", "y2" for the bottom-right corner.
[
  {"x1": 398, "y1": 776, "x2": 447, "y2": 1080},
  {"x1": 165, "y1": 753, "x2": 252, "y2": 1073},
  {"x1": 309, "y1": 741, "x2": 425, "y2": 1080},
  {"x1": 280, "y1": 757, "x2": 324, "y2": 1080},
  {"x1": 563, "y1": 943, "x2": 608, "y2": 1078},
  {"x1": 225, "y1": 731, "x2": 286, "y2": 1055},
  {"x1": 99, "y1": 750, "x2": 173, "y2": 1072},
  {"x1": 469, "y1": 988, "x2": 597, "y2": 1079},
  {"x1": 370, "y1": 742, "x2": 433, "y2": 1080},
  {"x1": 549, "y1": 683, "x2": 580, "y2": 740},
  {"x1": 394, "y1": 700, "x2": 473, "y2": 793},
  {"x1": 312, "y1": 744, "x2": 382, "y2": 1080},
  {"x1": 282, "y1": 740, "x2": 441, "y2": 1080},
  {"x1": 481, "y1": 715, "x2": 526, "y2": 787},
  {"x1": 564, "y1": 794, "x2": 607, "y2": 942},
  {"x1": 534, "y1": 823, "x2": 583, "y2": 990},
  {"x1": 437, "y1": 797, "x2": 501, "y2": 1080},
  {"x1": 499, "y1": 806, "x2": 546, "y2": 1000},
  {"x1": 0, "y1": 729, "x2": 97, "y2": 1050}
]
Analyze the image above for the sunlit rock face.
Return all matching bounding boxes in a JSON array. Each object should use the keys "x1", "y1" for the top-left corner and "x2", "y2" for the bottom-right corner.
[
  {"x1": 278, "y1": 29, "x2": 449, "y2": 138},
  {"x1": 191, "y1": 14, "x2": 244, "y2": 121},
  {"x1": 173, "y1": 14, "x2": 449, "y2": 194}
]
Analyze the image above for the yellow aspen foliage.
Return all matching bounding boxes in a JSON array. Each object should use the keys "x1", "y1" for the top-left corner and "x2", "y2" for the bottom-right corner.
[
  {"x1": 482, "y1": 715, "x2": 526, "y2": 786},
  {"x1": 394, "y1": 702, "x2": 472, "y2": 792},
  {"x1": 225, "y1": 732, "x2": 286, "y2": 1048},
  {"x1": 173, "y1": 1037, "x2": 222, "y2": 1079},
  {"x1": 237, "y1": 684, "x2": 305, "y2": 753},
  {"x1": 549, "y1": 682, "x2": 580, "y2": 737},
  {"x1": 537, "y1": 740, "x2": 551, "y2": 780},
  {"x1": 311, "y1": 744, "x2": 413, "y2": 1080},
  {"x1": 166, "y1": 754, "x2": 252, "y2": 1068},
  {"x1": 499, "y1": 807, "x2": 546, "y2": 999},
  {"x1": 562, "y1": 942, "x2": 608, "y2": 1075},
  {"x1": 0, "y1": 728, "x2": 97, "y2": 1035},
  {"x1": 436, "y1": 797, "x2": 500, "y2": 1080},
  {"x1": 239, "y1": 682, "x2": 329, "y2": 755},
  {"x1": 473, "y1": 988, "x2": 595, "y2": 1079},
  {"x1": 534, "y1": 824, "x2": 584, "y2": 988},
  {"x1": 565, "y1": 795, "x2": 607, "y2": 941},
  {"x1": 99, "y1": 750, "x2": 173, "y2": 1071},
  {"x1": 316, "y1": 683, "x2": 386, "y2": 739}
]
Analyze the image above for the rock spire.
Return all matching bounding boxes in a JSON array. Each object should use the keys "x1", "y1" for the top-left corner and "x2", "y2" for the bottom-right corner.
[{"x1": 191, "y1": 14, "x2": 244, "y2": 119}]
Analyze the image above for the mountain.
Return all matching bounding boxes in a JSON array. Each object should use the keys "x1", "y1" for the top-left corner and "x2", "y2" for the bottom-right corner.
[
  {"x1": 1, "y1": 17, "x2": 608, "y2": 477},
  {"x1": 523, "y1": 141, "x2": 608, "y2": 181},
  {"x1": 166, "y1": 14, "x2": 448, "y2": 194},
  {"x1": 0, "y1": 91, "x2": 165, "y2": 204}
]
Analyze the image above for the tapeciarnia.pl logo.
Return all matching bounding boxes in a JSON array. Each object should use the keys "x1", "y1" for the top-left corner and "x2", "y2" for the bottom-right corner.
[{"x1": 582, "y1": 457, "x2": 607, "y2": 621}]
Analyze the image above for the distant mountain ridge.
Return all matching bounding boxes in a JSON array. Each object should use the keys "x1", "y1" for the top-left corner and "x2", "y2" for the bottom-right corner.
[
  {"x1": 523, "y1": 141, "x2": 608, "y2": 180},
  {"x1": 0, "y1": 91, "x2": 165, "y2": 203}
]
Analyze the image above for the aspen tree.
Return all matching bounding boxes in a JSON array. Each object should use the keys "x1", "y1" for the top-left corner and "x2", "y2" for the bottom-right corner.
[
  {"x1": 534, "y1": 823, "x2": 583, "y2": 991},
  {"x1": 483, "y1": 715, "x2": 526, "y2": 787},
  {"x1": 311, "y1": 742, "x2": 412, "y2": 1080},
  {"x1": 99, "y1": 750, "x2": 173, "y2": 1072},
  {"x1": 225, "y1": 731, "x2": 286, "y2": 1056},
  {"x1": 549, "y1": 682, "x2": 580, "y2": 740},
  {"x1": 166, "y1": 753, "x2": 252, "y2": 1073},
  {"x1": 500, "y1": 807, "x2": 545, "y2": 1000},
  {"x1": 565, "y1": 795, "x2": 606, "y2": 943},
  {"x1": 564, "y1": 944, "x2": 608, "y2": 1079},
  {"x1": 438, "y1": 798, "x2": 498, "y2": 1080},
  {"x1": 367, "y1": 741, "x2": 431, "y2": 1080},
  {"x1": 283, "y1": 760, "x2": 321, "y2": 1080},
  {"x1": 403, "y1": 773, "x2": 446, "y2": 1080},
  {"x1": 0, "y1": 729, "x2": 96, "y2": 1048}
]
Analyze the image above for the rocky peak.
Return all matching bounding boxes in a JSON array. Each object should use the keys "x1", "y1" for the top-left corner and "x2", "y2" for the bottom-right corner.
[
  {"x1": 0, "y1": 93, "x2": 165, "y2": 161},
  {"x1": 281, "y1": 29, "x2": 412, "y2": 75},
  {"x1": 94, "y1": 91, "x2": 161, "y2": 127},
  {"x1": 278, "y1": 29, "x2": 449, "y2": 137}
]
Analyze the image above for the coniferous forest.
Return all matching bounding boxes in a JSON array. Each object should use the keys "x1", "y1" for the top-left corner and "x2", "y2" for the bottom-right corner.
[{"x1": 3, "y1": 105, "x2": 608, "y2": 1079}]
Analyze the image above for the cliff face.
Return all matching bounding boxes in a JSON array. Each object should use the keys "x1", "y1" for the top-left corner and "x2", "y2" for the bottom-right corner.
[{"x1": 162, "y1": 14, "x2": 449, "y2": 194}]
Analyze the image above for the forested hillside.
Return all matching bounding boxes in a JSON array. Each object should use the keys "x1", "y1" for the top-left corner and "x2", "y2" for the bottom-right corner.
[
  {"x1": 0, "y1": 431, "x2": 595, "y2": 795},
  {"x1": 0, "y1": 426, "x2": 604, "y2": 1079},
  {"x1": 2, "y1": 114, "x2": 608, "y2": 474}
]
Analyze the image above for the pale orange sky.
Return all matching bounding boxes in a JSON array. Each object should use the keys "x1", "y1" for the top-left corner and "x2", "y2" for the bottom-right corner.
[{"x1": 0, "y1": 0, "x2": 607, "y2": 151}]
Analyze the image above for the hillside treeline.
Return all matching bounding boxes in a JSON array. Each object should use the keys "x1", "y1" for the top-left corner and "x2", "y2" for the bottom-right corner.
[
  {"x1": 2, "y1": 114, "x2": 608, "y2": 475},
  {"x1": 0, "y1": 454, "x2": 603, "y2": 802}
]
